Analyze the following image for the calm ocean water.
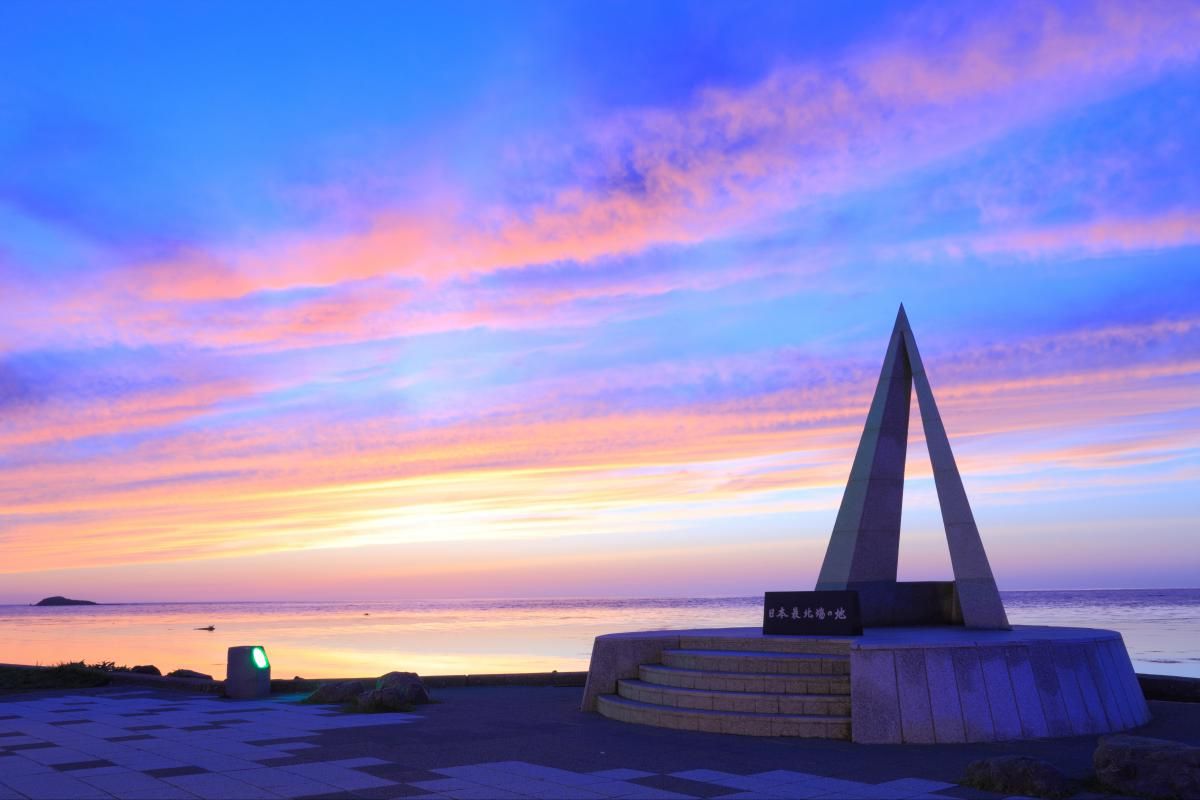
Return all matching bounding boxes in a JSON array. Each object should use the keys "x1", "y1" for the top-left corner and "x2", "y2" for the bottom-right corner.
[{"x1": 2, "y1": 589, "x2": 1197, "y2": 679}]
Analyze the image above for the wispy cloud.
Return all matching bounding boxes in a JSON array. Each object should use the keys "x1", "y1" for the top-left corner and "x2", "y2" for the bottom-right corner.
[
  {"x1": 902, "y1": 211, "x2": 1200, "y2": 262},
  {"x1": 2, "y1": 1, "x2": 1199, "y2": 594},
  {"x1": 3, "y1": 315, "x2": 1196, "y2": 574},
  {"x1": 5, "y1": 1, "x2": 1197, "y2": 358}
]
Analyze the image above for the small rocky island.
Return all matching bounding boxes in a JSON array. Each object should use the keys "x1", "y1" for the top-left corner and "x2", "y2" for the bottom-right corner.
[{"x1": 34, "y1": 596, "x2": 98, "y2": 606}]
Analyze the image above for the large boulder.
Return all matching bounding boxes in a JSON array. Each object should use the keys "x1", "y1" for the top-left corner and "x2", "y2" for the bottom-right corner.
[
  {"x1": 130, "y1": 665, "x2": 161, "y2": 676},
  {"x1": 963, "y1": 756, "x2": 1072, "y2": 799},
  {"x1": 355, "y1": 686, "x2": 413, "y2": 712},
  {"x1": 376, "y1": 671, "x2": 430, "y2": 705},
  {"x1": 167, "y1": 669, "x2": 213, "y2": 680},
  {"x1": 306, "y1": 680, "x2": 368, "y2": 704},
  {"x1": 1094, "y1": 735, "x2": 1200, "y2": 800}
]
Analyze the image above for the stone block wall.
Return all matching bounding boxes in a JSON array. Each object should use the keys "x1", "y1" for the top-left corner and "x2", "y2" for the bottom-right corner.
[{"x1": 850, "y1": 629, "x2": 1149, "y2": 744}]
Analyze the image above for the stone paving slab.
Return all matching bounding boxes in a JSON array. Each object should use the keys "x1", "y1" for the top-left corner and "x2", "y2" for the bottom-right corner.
[{"x1": 1, "y1": 686, "x2": 1194, "y2": 799}]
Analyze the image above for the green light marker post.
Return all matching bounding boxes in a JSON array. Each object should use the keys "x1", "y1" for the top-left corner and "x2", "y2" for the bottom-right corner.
[{"x1": 226, "y1": 645, "x2": 271, "y2": 699}]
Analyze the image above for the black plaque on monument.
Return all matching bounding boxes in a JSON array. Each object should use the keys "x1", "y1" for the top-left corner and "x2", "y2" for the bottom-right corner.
[{"x1": 762, "y1": 591, "x2": 862, "y2": 635}]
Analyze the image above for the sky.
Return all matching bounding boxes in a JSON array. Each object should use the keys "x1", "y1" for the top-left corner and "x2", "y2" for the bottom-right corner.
[{"x1": 1, "y1": 0, "x2": 1198, "y2": 603}]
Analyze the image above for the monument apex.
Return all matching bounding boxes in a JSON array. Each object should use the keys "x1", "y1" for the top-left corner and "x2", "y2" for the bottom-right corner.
[{"x1": 816, "y1": 305, "x2": 1009, "y2": 629}]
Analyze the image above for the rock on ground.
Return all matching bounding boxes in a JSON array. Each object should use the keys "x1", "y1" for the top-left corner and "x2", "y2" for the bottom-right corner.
[
  {"x1": 963, "y1": 755, "x2": 1072, "y2": 799},
  {"x1": 376, "y1": 671, "x2": 430, "y2": 704},
  {"x1": 130, "y1": 665, "x2": 161, "y2": 676},
  {"x1": 356, "y1": 686, "x2": 412, "y2": 712},
  {"x1": 1094, "y1": 734, "x2": 1200, "y2": 800},
  {"x1": 305, "y1": 672, "x2": 429, "y2": 711},
  {"x1": 306, "y1": 679, "x2": 368, "y2": 704},
  {"x1": 167, "y1": 669, "x2": 213, "y2": 680}
]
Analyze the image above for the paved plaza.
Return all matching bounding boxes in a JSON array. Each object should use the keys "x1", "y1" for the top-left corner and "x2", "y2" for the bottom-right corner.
[{"x1": 2, "y1": 685, "x2": 1195, "y2": 799}]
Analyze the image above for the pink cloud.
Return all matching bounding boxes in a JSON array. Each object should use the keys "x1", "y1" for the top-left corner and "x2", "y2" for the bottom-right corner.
[
  {"x1": 903, "y1": 211, "x2": 1200, "y2": 262},
  {"x1": 3, "y1": 314, "x2": 1197, "y2": 573},
  {"x1": 978, "y1": 212, "x2": 1200, "y2": 258},
  {"x1": 77, "y1": 4, "x2": 1200, "y2": 300},
  {"x1": 1, "y1": 1, "x2": 1195, "y2": 361},
  {"x1": 0, "y1": 378, "x2": 258, "y2": 450}
]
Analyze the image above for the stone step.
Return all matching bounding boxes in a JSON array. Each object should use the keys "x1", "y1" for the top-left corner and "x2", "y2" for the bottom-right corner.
[
  {"x1": 597, "y1": 694, "x2": 851, "y2": 738},
  {"x1": 639, "y1": 664, "x2": 850, "y2": 695},
  {"x1": 662, "y1": 649, "x2": 850, "y2": 676},
  {"x1": 618, "y1": 679, "x2": 851, "y2": 716},
  {"x1": 677, "y1": 635, "x2": 852, "y2": 655}
]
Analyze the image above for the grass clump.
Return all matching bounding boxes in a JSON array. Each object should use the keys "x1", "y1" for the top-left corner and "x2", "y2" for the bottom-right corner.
[{"x1": 0, "y1": 662, "x2": 111, "y2": 694}]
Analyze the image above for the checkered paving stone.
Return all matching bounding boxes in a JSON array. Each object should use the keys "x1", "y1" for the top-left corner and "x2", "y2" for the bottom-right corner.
[{"x1": 0, "y1": 691, "x2": 999, "y2": 799}]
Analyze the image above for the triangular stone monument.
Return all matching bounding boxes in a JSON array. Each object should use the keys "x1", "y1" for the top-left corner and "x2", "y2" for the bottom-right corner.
[{"x1": 816, "y1": 305, "x2": 1010, "y2": 629}]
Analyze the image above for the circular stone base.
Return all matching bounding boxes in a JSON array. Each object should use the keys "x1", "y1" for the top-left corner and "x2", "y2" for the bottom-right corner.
[
  {"x1": 582, "y1": 625, "x2": 1149, "y2": 743},
  {"x1": 848, "y1": 625, "x2": 1148, "y2": 743}
]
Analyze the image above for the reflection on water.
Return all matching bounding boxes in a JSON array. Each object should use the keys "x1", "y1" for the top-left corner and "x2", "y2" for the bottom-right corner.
[{"x1": 2, "y1": 589, "x2": 1197, "y2": 678}]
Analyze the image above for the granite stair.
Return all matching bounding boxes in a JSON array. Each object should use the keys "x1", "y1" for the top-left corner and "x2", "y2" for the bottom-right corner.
[{"x1": 596, "y1": 637, "x2": 852, "y2": 738}]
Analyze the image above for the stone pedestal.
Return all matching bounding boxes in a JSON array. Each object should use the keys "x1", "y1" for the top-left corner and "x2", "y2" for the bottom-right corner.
[
  {"x1": 584, "y1": 626, "x2": 1150, "y2": 742},
  {"x1": 849, "y1": 625, "x2": 1148, "y2": 743}
]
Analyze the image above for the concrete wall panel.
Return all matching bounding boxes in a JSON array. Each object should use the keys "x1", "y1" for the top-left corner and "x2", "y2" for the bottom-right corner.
[
  {"x1": 1051, "y1": 644, "x2": 1091, "y2": 734},
  {"x1": 1027, "y1": 644, "x2": 1071, "y2": 737},
  {"x1": 952, "y1": 649, "x2": 995, "y2": 742},
  {"x1": 1106, "y1": 637, "x2": 1150, "y2": 726},
  {"x1": 923, "y1": 649, "x2": 966, "y2": 743},
  {"x1": 1067, "y1": 643, "x2": 1110, "y2": 732},
  {"x1": 851, "y1": 650, "x2": 902, "y2": 744},
  {"x1": 979, "y1": 647, "x2": 1022, "y2": 740},
  {"x1": 894, "y1": 650, "x2": 935, "y2": 743},
  {"x1": 1005, "y1": 646, "x2": 1048, "y2": 739},
  {"x1": 582, "y1": 633, "x2": 680, "y2": 711},
  {"x1": 1083, "y1": 643, "x2": 1122, "y2": 730},
  {"x1": 1093, "y1": 640, "x2": 1134, "y2": 729}
]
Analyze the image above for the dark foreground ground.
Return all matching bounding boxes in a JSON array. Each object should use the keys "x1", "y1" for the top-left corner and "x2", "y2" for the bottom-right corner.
[{"x1": 0, "y1": 684, "x2": 1196, "y2": 799}]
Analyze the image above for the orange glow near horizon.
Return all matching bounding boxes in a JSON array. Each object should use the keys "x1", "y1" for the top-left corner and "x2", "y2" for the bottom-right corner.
[{"x1": 2, "y1": 0, "x2": 1199, "y2": 602}]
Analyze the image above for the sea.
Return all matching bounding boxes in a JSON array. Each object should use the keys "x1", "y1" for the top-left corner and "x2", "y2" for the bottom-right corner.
[{"x1": 2, "y1": 589, "x2": 1197, "y2": 680}]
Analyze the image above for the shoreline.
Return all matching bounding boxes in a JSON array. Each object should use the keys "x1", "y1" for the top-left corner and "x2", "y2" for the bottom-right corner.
[
  {"x1": 0, "y1": 662, "x2": 588, "y2": 695},
  {"x1": 2, "y1": 660, "x2": 1196, "y2": 702},
  {"x1": 6, "y1": 586, "x2": 1199, "y2": 603}
]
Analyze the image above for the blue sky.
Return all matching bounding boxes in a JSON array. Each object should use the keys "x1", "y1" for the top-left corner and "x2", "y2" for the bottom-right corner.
[{"x1": 1, "y1": 0, "x2": 1198, "y2": 601}]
